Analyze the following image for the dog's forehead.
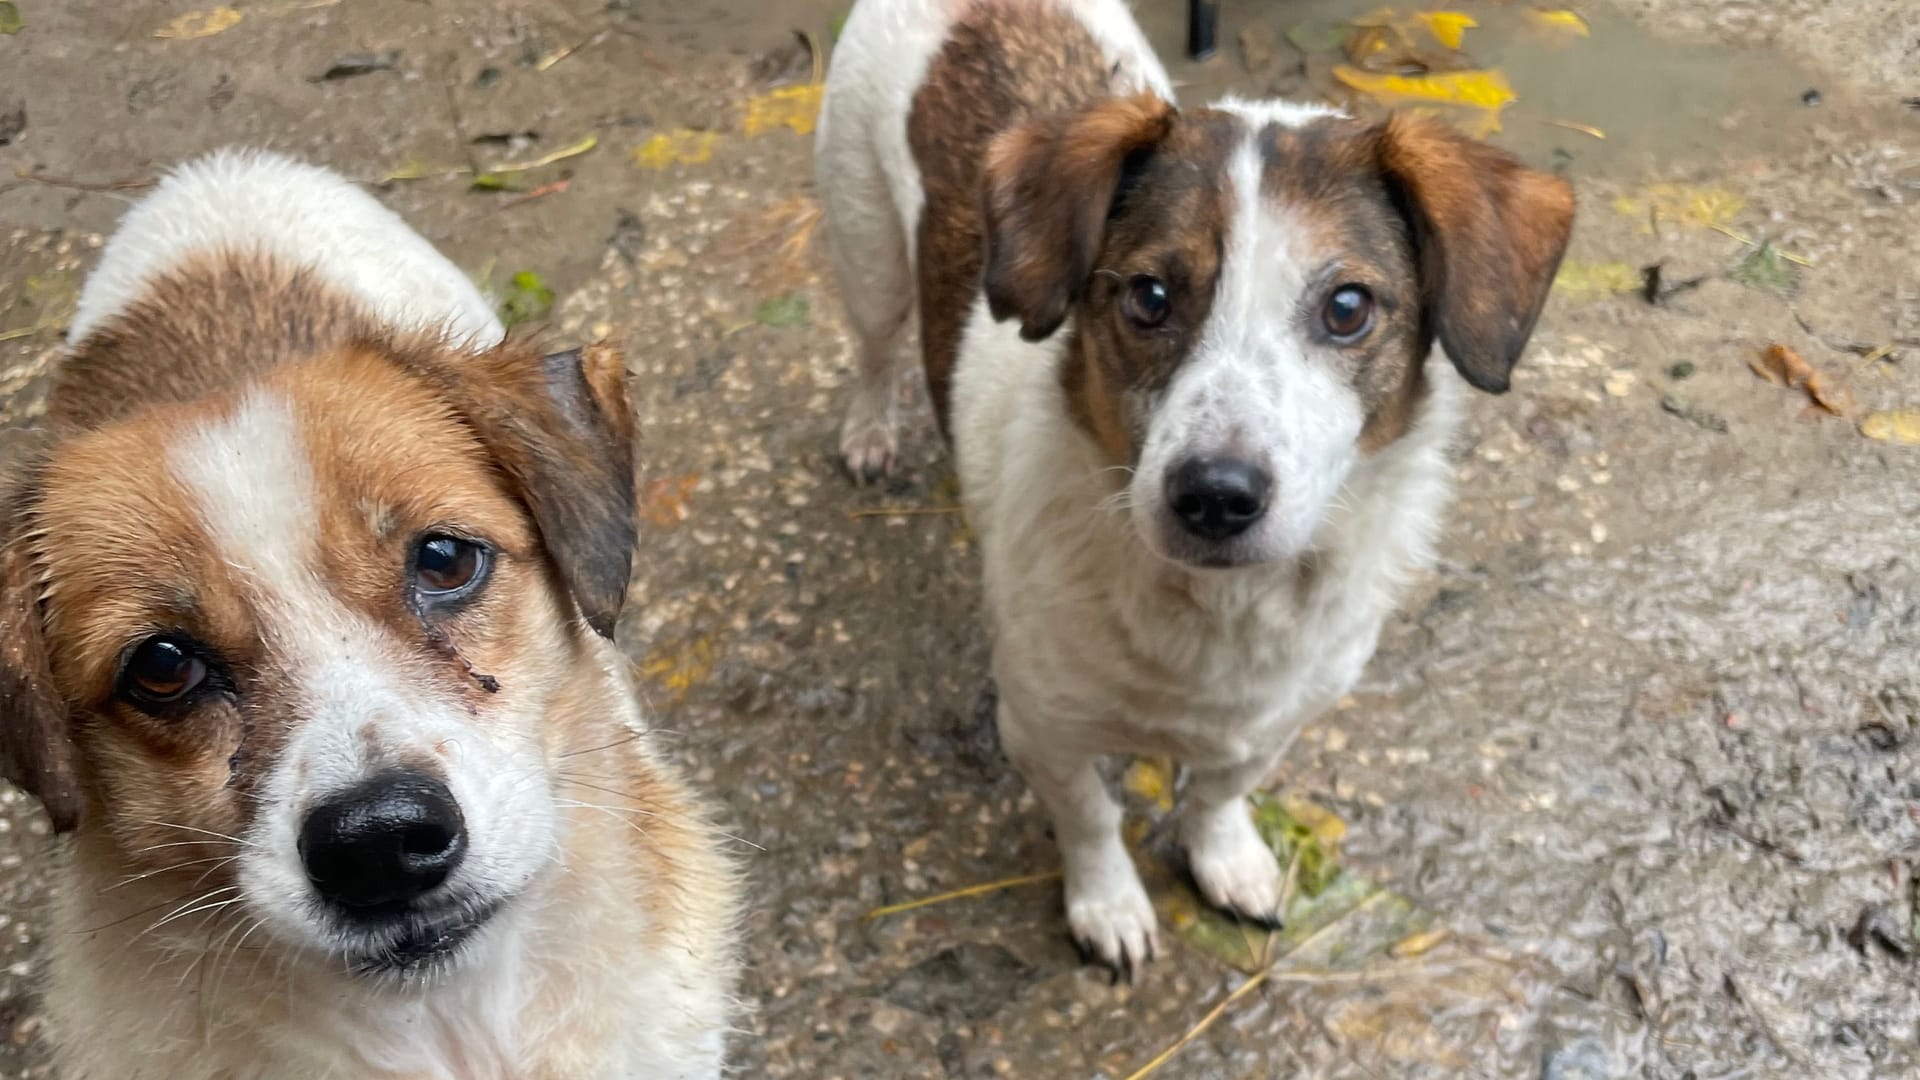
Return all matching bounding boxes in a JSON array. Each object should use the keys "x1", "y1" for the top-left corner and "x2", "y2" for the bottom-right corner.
[{"x1": 1116, "y1": 106, "x2": 1396, "y2": 269}]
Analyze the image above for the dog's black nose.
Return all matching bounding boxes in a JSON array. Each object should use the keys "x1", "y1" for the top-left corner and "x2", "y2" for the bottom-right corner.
[
  {"x1": 300, "y1": 771, "x2": 466, "y2": 913},
  {"x1": 1167, "y1": 457, "x2": 1271, "y2": 540}
]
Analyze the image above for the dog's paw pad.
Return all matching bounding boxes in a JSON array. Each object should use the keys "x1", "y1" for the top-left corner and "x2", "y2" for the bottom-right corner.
[
  {"x1": 1064, "y1": 868, "x2": 1161, "y2": 979},
  {"x1": 1186, "y1": 812, "x2": 1284, "y2": 924}
]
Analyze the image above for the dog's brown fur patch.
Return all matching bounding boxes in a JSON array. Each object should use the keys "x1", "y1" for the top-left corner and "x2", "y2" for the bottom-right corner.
[
  {"x1": 1057, "y1": 108, "x2": 1239, "y2": 461},
  {"x1": 908, "y1": 0, "x2": 1118, "y2": 431},
  {"x1": 49, "y1": 257, "x2": 374, "y2": 435}
]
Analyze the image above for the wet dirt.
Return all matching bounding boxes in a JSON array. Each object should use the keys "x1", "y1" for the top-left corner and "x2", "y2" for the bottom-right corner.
[{"x1": 2, "y1": 1, "x2": 1919, "y2": 1078}]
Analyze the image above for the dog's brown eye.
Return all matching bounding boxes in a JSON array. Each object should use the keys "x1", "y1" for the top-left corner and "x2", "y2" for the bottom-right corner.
[
  {"x1": 414, "y1": 535, "x2": 487, "y2": 597},
  {"x1": 1123, "y1": 275, "x2": 1170, "y2": 329},
  {"x1": 1323, "y1": 285, "x2": 1374, "y2": 340},
  {"x1": 121, "y1": 636, "x2": 206, "y2": 705}
]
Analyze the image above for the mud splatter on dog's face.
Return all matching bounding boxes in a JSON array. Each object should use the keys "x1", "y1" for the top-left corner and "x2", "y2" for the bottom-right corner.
[
  {"x1": 6, "y1": 334, "x2": 635, "y2": 978},
  {"x1": 984, "y1": 101, "x2": 1574, "y2": 569}
]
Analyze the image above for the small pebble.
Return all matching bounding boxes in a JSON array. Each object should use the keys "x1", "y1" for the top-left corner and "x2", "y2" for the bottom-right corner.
[{"x1": 1668, "y1": 361, "x2": 1695, "y2": 379}]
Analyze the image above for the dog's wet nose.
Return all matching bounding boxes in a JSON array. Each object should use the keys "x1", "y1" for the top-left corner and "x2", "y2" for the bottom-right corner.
[
  {"x1": 300, "y1": 770, "x2": 467, "y2": 913},
  {"x1": 1167, "y1": 457, "x2": 1271, "y2": 541}
]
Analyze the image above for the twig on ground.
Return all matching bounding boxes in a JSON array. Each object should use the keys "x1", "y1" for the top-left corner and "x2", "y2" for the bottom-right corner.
[{"x1": 861, "y1": 871, "x2": 1062, "y2": 920}]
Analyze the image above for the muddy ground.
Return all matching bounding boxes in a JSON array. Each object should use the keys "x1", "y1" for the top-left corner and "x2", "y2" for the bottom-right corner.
[{"x1": 2, "y1": 1, "x2": 1918, "y2": 1077}]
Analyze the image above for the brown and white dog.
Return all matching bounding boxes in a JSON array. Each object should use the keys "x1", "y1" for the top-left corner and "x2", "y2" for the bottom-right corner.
[
  {"x1": 818, "y1": 0, "x2": 1573, "y2": 973},
  {"x1": 0, "y1": 151, "x2": 739, "y2": 1077}
]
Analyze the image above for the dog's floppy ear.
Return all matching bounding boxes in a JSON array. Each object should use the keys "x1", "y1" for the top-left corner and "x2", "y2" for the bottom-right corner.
[
  {"x1": 0, "y1": 480, "x2": 81, "y2": 832},
  {"x1": 1376, "y1": 111, "x2": 1575, "y2": 394},
  {"x1": 419, "y1": 342, "x2": 637, "y2": 638},
  {"x1": 982, "y1": 93, "x2": 1175, "y2": 342}
]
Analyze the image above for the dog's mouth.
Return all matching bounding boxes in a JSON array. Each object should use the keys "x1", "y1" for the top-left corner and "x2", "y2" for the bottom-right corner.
[{"x1": 345, "y1": 899, "x2": 503, "y2": 978}]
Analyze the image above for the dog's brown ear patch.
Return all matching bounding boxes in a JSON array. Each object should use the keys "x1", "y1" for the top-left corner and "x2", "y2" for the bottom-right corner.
[
  {"x1": 1377, "y1": 112, "x2": 1575, "y2": 394},
  {"x1": 411, "y1": 342, "x2": 637, "y2": 638},
  {"x1": 0, "y1": 481, "x2": 81, "y2": 832},
  {"x1": 982, "y1": 93, "x2": 1175, "y2": 341}
]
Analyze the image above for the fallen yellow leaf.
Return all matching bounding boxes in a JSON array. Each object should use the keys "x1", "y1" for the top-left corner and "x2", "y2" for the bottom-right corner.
[
  {"x1": 742, "y1": 83, "x2": 825, "y2": 137},
  {"x1": 640, "y1": 637, "x2": 716, "y2": 700},
  {"x1": 1122, "y1": 758, "x2": 1176, "y2": 813},
  {"x1": 632, "y1": 130, "x2": 717, "y2": 170},
  {"x1": 1280, "y1": 792, "x2": 1348, "y2": 847},
  {"x1": 1416, "y1": 11, "x2": 1477, "y2": 49},
  {"x1": 1525, "y1": 8, "x2": 1590, "y2": 38},
  {"x1": 1334, "y1": 66, "x2": 1516, "y2": 130},
  {"x1": 490, "y1": 134, "x2": 598, "y2": 174},
  {"x1": 1613, "y1": 184, "x2": 1746, "y2": 233},
  {"x1": 1553, "y1": 260, "x2": 1640, "y2": 298},
  {"x1": 154, "y1": 7, "x2": 242, "y2": 39},
  {"x1": 1860, "y1": 409, "x2": 1920, "y2": 445},
  {"x1": 1389, "y1": 926, "x2": 1451, "y2": 958}
]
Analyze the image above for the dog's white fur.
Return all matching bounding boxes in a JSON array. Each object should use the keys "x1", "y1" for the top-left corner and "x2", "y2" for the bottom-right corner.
[
  {"x1": 69, "y1": 150, "x2": 502, "y2": 348},
  {"x1": 821, "y1": 0, "x2": 1467, "y2": 967},
  {"x1": 44, "y1": 150, "x2": 734, "y2": 1079}
]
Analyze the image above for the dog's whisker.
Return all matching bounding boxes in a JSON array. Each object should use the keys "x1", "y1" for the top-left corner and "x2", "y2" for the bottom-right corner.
[
  {"x1": 101, "y1": 854, "x2": 243, "y2": 894},
  {"x1": 557, "y1": 727, "x2": 686, "y2": 759},
  {"x1": 139, "y1": 888, "x2": 246, "y2": 939},
  {"x1": 126, "y1": 838, "x2": 245, "y2": 856},
  {"x1": 131, "y1": 820, "x2": 257, "y2": 847},
  {"x1": 554, "y1": 793, "x2": 766, "y2": 853}
]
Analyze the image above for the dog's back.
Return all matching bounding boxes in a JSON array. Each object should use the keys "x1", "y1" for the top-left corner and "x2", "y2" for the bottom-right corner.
[
  {"x1": 817, "y1": 0, "x2": 1170, "y2": 472},
  {"x1": 70, "y1": 150, "x2": 499, "y2": 351}
]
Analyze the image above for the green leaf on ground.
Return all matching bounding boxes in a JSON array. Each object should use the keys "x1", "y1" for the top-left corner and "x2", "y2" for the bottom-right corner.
[
  {"x1": 755, "y1": 294, "x2": 809, "y2": 327},
  {"x1": 1729, "y1": 242, "x2": 1799, "y2": 294},
  {"x1": 497, "y1": 270, "x2": 554, "y2": 327},
  {"x1": 0, "y1": 3, "x2": 22, "y2": 35},
  {"x1": 1165, "y1": 792, "x2": 1427, "y2": 974},
  {"x1": 470, "y1": 171, "x2": 528, "y2": 192}
]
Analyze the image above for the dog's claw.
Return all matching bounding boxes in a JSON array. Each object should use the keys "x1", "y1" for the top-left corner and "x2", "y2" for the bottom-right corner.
[
  {"x1": 1063, "y1": 860, "x2": 1163, "y2": 981},
  {"x1": 838, "y1": 410, "x2": 898, "y2": 484},
  {"x1": 1185, "y1": 806, "x2": 1286, "y2": 926}
]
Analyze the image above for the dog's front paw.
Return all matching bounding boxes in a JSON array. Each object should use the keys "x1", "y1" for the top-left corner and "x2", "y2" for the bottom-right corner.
[
  {"x1": 1063, "y1": 844, "x2": 1161, "y2": 981},
  {"x1": 1184, "y1": 805, "x2": 1284, "y2": 926},
  {"x1": 838, "y1": 404, "x2": 898, "y2": 484}
]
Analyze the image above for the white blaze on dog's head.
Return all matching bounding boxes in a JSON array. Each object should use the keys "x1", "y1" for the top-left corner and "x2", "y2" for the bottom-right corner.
[
  {"x1": 982, "y1": 97, "x2": 1576, "y2": 568},
  {"x1": 0, "y1": 275, "x2": 639, "y2": 981}
]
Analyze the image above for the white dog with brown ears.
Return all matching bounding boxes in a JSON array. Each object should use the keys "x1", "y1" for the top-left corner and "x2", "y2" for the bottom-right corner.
[
  {"x1": 0, "y1": 151, "x2": 739, "y2": 1077},
  {"x1": 818, "y1": 0, "x2": 1573, "y2": 975}
]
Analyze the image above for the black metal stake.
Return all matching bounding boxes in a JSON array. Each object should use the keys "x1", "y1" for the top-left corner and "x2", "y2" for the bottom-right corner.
[{"x1": 1188, "y1": 0, "x2": 1219, "y2": 61}]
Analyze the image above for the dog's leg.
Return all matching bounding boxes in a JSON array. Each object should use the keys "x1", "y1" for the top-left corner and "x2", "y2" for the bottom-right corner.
[
  {"x1": 1179, "y1": 755, "x2": 1285, "y2": 925},
  {"x1": 821, "y1": 150, "x2": 912, "y2": 483},
  {"x1": 1001, "y1": 712, "x2": 1160, "y2": 978}
]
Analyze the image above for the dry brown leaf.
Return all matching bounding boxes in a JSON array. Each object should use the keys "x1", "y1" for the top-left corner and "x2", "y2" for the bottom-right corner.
[
  {"x1": 1750, "y1": 343, "x2": 1813, "y2": 388},
  {"x1": 719, "y1": 196, "x2": 823, "y2": 292},
  {"x1": 1804, "y1": 370, "x2": 1855, "y2": 416},
  {"x1": 1751, "y1": 344, "x2": 1854, "y2": 416},
  {"x1": 638, "y1": 473, "x2": 700, "y2": 528}
]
